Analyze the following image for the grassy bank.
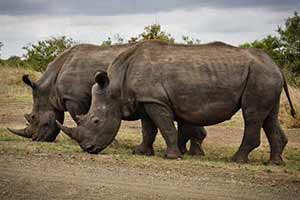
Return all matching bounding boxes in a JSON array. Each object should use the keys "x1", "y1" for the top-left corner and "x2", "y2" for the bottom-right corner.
[{"x1": 1, "y1": 127, "x2": 300, "y2": 175}]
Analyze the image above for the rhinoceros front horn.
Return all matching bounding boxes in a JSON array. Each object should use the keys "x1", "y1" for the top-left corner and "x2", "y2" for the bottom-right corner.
[
  {"x1": 7, "y1": 127, "x2": 32, "y2": 138},
  {"x1": 56, "y1": 120, "x2": 79, "y2": 141}
]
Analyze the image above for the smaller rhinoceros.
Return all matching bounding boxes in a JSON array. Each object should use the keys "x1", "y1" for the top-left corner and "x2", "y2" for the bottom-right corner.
[
  {"x1": 58, "y1": 40, "x2": 296, "y2": 164},
  {"x1": 7, "y1": 43, "x2": 207, "y2": 156}
]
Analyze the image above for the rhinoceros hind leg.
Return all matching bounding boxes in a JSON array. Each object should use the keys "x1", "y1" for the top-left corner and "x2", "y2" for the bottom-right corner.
[
  {"x1": 189, "y1": 141, "x2": 205, "y2": 157},
  {"x1": 178, "y1": 123, "x2": 206, "y2": 156},
  {"x1": 133, "y1": 116, "x2": 157, "y2": 156},
  {"x1": 144, "y1": 103, "x2": 182, "y2": 159},
  {"x1": 188, "y1": 126, "x2": 206, "y2": 156},
  {"x1": 263, "y1": 103, "x2": 287, "y2": 166},
  {"x1": 232, "y1": 117, "x2": 263, "y2": 163}
]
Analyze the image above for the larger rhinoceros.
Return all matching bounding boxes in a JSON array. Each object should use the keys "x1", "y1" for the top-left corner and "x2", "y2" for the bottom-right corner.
[
  {"x1": 7, "y1": 43, "x2": 206, "y2": 156},
  {"x1": 58, "y1": 40, "x2": 296, "y2": 164}
]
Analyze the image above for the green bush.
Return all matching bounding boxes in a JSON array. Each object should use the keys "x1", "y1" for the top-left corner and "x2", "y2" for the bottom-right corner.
[
  {"x1": 182, "y1": 35, "x2": 201, "y2": 45},
  {"x1": 240, "y1": 12, "x2": 300, "y2": 86},
  {"x1": 22, "y1": 36, "x2": 76, "y2": 72},
  {"x1": 129, "y1": 23, "x2": 175, "y2": 44}
]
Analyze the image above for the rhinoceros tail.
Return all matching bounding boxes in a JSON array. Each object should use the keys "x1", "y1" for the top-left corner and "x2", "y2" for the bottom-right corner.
[{"x1": 282, "y1": 73, "x2": 297, "y2": 118}]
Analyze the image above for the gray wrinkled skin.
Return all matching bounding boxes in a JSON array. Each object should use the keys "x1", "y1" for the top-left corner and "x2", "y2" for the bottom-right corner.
[
  {"x1": 8, "y1": 43, "x2": 206, "y2": 155},
  {"x1": 61, "y1": 40, "x2": 296, "y2": 164},
  {"x1": 8, "y1": 44, "x2": 130, "y2": 141}
]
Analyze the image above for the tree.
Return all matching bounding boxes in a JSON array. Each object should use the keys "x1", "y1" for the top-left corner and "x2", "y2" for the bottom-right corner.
[
  {"x1": 240, "y1": 35, "x2": 283, "y2": 66},
  {"x1": 278, "y1": 12, "x2": 300, "y2": 76},
  {"x1": 101, "y1": 34, "x2": 124, "y2": 47},
  {"x1": 100, "y1": 37, "x2": 112, "y2": 47},
  {"x1": 23, "y1": 36, "x2": 75, "y2": 72},
  {"x1": 240, "y1": 12, "x2": 300, "y2": 85},
  {"x1": 182, "y1": 35, "x2": 201, "y2": 45},
  {"x1": 129, "y1": 23, "x2": 175, "y2": 43}
]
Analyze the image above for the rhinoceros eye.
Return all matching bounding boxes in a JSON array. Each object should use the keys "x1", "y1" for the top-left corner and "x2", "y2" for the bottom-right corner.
[{"x1": 92, "y1": 117, "x2": 99, "y2": 124}]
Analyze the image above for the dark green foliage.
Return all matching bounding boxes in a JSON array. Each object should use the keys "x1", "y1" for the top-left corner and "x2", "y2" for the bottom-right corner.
[
  {"x1": 129, "y1": 23, "x2": 175, "y2": 43},
  {"x1": 100, "y1": 37, "x2": 112, "y2": 47},
  {"x1": 240, "y1": 12, "x2": 300, "y2": 86},
  {"x1": 22, "y1": 36, "x2": 75, "y2": 72},
  {"x1": 4, "y1": 56, "x2": 25, "y2": 67},
  {"x1": 101, "y1": 34, "x2": 124, "y2": 47},
  {"x1": 182, "y1": 35, "x2": 201, "y2": 45},
  {"x1": 278, "y1": 12, "x2": 300, "y2": 76},
  {"x1": 139, "y1": 24, "x2": 175, "y2": 43},
  {"x1": 240, "y1": 36, "x2": 283, "y2": 66},
  {"x1": 102, "y1": 24, "x2": 175, "y2": 46}
]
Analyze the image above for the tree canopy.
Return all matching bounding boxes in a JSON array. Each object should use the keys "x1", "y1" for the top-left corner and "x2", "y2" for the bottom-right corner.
[
  {"x1": 22, "y1": 36, "x2": 75, "y2": 72},
  {"x1": 240, "y1": 12, "x2": 300, "y2": 85}
]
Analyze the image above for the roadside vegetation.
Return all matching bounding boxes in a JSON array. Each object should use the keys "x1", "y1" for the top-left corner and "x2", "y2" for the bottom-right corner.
[
  {"x1": 240, "y1": 12, "x2": 300, "y2": 87},
  {"x1": 1, "y1": 125, "x2": 300, "y2": 175}
]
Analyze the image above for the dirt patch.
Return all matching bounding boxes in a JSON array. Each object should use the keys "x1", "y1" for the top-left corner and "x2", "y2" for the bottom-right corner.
[{"x1": 0, "y1": 153, "x2": 299, "y2": 200}]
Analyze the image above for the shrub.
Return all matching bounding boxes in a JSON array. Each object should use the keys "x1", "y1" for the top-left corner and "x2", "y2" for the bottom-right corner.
[{"x1": 22, "y1": 36, "x2": 75, "y2": 72}]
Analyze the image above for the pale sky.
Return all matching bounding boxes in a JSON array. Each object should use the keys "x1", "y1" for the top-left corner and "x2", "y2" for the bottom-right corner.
[{"x1": 0, "y1": 0, "x2": 299, "y2": 58}]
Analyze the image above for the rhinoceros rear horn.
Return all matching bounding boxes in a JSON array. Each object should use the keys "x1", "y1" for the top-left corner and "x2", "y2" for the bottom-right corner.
[
  {"x1": 56, "y1": 120, "x2": 79, "y2": 141},
  {"x1": 95, "y1": 71, "x2": 109, "y2": 89},
  {"x1": 22, "y1": 74, "x2": 36, "y2": 89}
]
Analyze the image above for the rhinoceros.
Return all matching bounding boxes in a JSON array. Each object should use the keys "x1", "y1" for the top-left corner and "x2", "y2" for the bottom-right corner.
[
  {"x1": 57, "y1": 40, "x2": 296, "y2": 164},
  {"x1": 7, "y1": 43, "x2": 206, "y2": 156}
]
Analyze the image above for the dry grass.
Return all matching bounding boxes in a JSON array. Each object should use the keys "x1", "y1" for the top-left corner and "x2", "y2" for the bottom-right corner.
[
  {"x1": 1, "y1": 127, "x2": 300, "y2": 175},
  {"x1": 0, "y1": 64, "x2": 41, "y2": 102},
  {"x1": 279, "y1": 86, "x2": 300, "y2": 128}
]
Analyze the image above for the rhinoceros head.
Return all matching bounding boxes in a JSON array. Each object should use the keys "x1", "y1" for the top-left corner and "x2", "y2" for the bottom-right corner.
[
  {"x1": 57, "y1": 71, "x2": 121, "y2": 154},
  {"x1": 7, "y1": 74, "x2": 64, "y2": 141}
]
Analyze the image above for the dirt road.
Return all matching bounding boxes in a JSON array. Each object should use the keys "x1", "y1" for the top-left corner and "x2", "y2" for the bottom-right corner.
[{"x1": 1, "y1": 152, "x2": 299, "y2": 200}]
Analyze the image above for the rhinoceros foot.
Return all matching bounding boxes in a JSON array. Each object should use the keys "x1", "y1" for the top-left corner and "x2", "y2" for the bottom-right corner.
[
  {"x1": 188, "y1": 145, "x2": 205, "y2": 157},
  {"x1": 165, "y1": 148, "x2": 182, "y2": 160},
  {"x1": 231, "y1": 153, "x2": 249, "y2": 164},
  {"x1": 269, "y1": 156, "x2": 285, "y2": 166},
  {"x1": 132, "y1": 145, "x2": 154, "y2": 156}
]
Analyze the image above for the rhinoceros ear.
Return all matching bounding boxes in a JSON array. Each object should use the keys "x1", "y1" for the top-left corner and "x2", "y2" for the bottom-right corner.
[
  {"x1": 95, "y1": 71, "x2": 110, "y2": 89},
  {"x1": 22, "y1": 74, "x2": 36, "y2": 89}
]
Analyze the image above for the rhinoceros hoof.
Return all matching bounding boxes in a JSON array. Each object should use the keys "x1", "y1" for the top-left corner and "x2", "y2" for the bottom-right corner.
[
  {"x1": 165, "y1": 149, "x2": 182, "y2": 159},
  {"x1": 269, "y1": 157, "x2": 285, "y2": 166},
  {"x1": 188, "y1": 147, "x2": 205, "y2": 157},
  {"x1": 132, "y1": 145, "x2": 154, "y2": 156},
  {"x1": 231, "y1": 154, "x2": 249, "y2": 164}
]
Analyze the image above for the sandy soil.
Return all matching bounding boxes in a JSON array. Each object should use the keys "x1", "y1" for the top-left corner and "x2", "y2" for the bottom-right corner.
[{"x1": 1, "y1": 152, "x2": 299, "y2": 200}]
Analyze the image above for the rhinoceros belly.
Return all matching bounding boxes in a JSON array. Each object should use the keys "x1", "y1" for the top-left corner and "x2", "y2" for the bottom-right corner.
[{"x1": 162, "y1": 62, "x2": 249, "y2": 126}]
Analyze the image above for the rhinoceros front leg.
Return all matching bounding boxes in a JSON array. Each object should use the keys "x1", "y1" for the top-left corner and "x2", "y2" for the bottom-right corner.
[
  {"x1": 144, "y1": 103, "x2": 182, "y2": 159},
  {"x1": 178, "y1": 123, "x2": 207, "y2": 156},
  {"x1": 133, "y1": 117, "x2": 158, "y2": 156}
]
